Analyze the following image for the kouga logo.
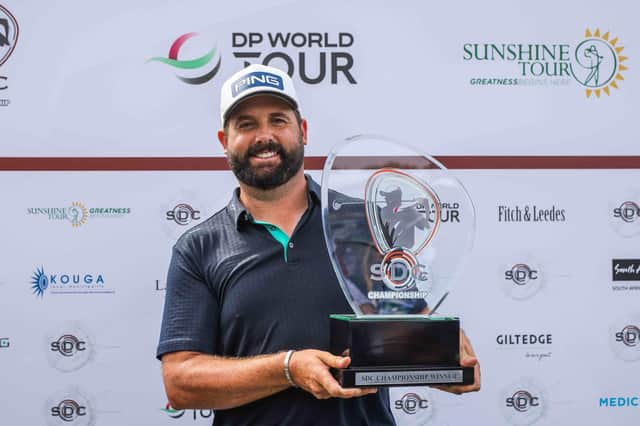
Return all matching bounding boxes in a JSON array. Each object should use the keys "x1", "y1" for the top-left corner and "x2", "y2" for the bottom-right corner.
[
  {"x1": 0, "y1": 5, "x2": 18, "y2": 67},
  {"x1": 30, "y1": 267, "x2": 111, "y2": 297},
  {"x1": 463, "y1": 28, "x2": 628, "y2": 98},
  {"x1": 148, "y1": 33, "x2": 221, "y2": 85}
]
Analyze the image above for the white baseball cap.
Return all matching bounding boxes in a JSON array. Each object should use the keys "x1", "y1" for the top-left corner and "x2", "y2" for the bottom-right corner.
[{"x1": 219, "y1": 64, "x2": 299, "y2": 125}]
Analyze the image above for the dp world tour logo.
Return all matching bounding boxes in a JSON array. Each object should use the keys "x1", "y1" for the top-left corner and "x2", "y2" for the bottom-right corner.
[
  {"x1": 148, "y1": 33, "x2": 221, "y2": 85},
  {"x1": 0, "y1": 5, "x2": 18, "y2": 66},
  {"x1": 571, "y1": 28, "x2": 628, "y2": 98}
]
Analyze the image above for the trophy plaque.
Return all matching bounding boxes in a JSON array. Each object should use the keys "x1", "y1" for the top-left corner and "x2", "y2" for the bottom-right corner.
[{"x1": 321, "y1": 135, "x2": 476, "y2": 387}]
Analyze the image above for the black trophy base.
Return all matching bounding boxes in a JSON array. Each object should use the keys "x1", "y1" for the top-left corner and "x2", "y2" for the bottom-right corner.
[
  {"x1": 336, "y1": 365, "x2": 475, "y2": 387},
  {"x1": 330, "y1": 314, "x2": 474, "y2": 387}
]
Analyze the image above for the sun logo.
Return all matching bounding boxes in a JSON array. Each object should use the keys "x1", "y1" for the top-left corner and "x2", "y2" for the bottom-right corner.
[
  {"x1": 31, "y1": 266, "x2": 48, "y2": 297},
  {"x1": 571, "y1": 28, "x2": 628, "y2": 98},
  {"x1": 67, "y1": 202, "x2": 88, "y2": 227}
]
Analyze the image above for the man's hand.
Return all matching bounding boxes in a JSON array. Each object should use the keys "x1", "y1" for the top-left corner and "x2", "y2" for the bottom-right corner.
[
  {"x1": 432, "y1": 329, "x2": 481, "y2": 395},
  {"x1": 288, "y1": 349, "x2": 378, "y2": 400}
]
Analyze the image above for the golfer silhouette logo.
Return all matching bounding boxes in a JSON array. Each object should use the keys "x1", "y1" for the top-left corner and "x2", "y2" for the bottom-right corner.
[{"x1": 365, "y1": 169, "x2": 441, "y2": 292}]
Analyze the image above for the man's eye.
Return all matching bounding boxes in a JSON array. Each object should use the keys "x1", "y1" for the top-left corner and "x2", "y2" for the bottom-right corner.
[{"x1": 237, "y1": 122, "x2": 254, "y2": 129}]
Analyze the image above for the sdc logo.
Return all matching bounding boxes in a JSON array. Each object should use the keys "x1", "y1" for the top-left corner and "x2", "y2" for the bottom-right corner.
[
  {"x1": 166, "y1": 203, "x2": 201, "y2": 226},
  {"x1": 505, "y1": 264, "x2": 539, "y2": 285},
  {"x1": 51, "y1": 334, "x2": 86, "y2": 356},
  {"x1": 50, "y1": 399, "x2": 87, "y2": 421},
  {"x1": 506, "y1": 390, "x2": 540, "y2": 412},
  {"x1": 394, "y1": 392, "x2": 429, "y2": 415}
]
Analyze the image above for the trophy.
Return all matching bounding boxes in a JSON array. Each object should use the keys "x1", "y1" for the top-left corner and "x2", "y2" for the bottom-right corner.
[{"x1": 321, "y1": 135, "x2": 476, "y2": 387}]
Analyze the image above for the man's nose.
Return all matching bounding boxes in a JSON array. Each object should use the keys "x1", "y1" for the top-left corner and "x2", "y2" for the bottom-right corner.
[{"x1": 255, "y1": 122, "x2": 275, "y2": 143}]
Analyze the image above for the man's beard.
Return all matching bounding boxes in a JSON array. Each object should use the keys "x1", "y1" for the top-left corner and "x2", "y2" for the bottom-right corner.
[{"x1": 227, "y1": 133, "x2": 305, "y2": 190}]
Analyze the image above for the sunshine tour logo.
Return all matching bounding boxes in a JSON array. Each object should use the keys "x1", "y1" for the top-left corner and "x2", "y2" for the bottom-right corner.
[
  {"x1": 27, "y1": 202, "x2": 131, "y2": 227},
  {"x1": 463, "y1": 28, "x2": 628, "y2": 98},
  {"x1": 150, "y1": 31, "x2": 356, "y2": 86},
  {"x1": 31, "y1": 267, "x2": 112, "y2": 297}
]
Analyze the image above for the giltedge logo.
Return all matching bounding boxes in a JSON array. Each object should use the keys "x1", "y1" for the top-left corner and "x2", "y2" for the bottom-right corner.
[
  {"x1": 148, "y1": 33, "x2": 221, "y2": 85},
  {"x1": 463, "y1": 28, "x2": 628, "y2": 98},
  {"x1": 0, "y1": 337, "x2": 9, "y2": 348},
  {"x1": 497, "y1": 333, "x2": 553, "y2": 361}
]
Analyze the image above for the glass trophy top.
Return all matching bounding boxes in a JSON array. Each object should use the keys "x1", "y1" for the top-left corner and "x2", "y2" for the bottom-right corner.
[{"x1": 321, "y1": 135, "x2": 476, "y2": 316}]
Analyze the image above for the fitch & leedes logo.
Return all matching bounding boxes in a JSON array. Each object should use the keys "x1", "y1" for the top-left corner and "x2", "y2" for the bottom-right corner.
[
  {"x1": 463, "y1": 28, "x2": 628, "y2": 98},
  {"x1": 148, "y1": 33, "x2": 221, "y2": 85}
]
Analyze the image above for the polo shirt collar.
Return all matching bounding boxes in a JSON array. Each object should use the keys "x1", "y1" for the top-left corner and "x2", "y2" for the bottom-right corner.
[{"x1": 228, "y1": 174, "x2": 321, "y2": 229}]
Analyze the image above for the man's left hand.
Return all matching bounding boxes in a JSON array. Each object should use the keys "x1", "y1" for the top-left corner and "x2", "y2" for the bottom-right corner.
[{"x1": 432, "y1": 329, "x2": 481, "y2": 394}]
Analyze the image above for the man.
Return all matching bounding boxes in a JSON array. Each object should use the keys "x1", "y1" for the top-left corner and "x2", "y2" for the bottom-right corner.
[{"x1": 157, "y1": 64, "x2": 480, "y2": 425}]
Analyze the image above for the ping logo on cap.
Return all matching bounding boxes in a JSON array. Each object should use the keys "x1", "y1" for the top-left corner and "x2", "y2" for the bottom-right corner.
[{"x1": 232, "y1": 71, "x2": 284, "y2": 97}]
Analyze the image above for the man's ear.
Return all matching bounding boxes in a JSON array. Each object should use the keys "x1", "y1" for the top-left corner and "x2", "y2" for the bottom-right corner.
[
  {"x1": 217, "y1": 129, "x2": 227, "y2": 154},
  {"x1": 300, "y1": 118, "x2": 308, "y2": 146}
]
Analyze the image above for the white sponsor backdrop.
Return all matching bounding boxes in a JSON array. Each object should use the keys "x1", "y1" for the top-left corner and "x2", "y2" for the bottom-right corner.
[{"x1": 1, "y1": 1, "x2": 639, "y2": 425}]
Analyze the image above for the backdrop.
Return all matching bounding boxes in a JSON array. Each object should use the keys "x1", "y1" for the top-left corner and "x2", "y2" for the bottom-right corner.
[{"x1": 1, "y1": 1, "x2": 638, "y2": 425}]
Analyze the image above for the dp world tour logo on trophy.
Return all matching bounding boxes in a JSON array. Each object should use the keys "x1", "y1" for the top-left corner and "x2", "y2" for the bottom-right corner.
[
  {"x1": 365, "y1": 169, "x2": 440, "y2": 294},
  {"x1": 148, "y1": 33, "x2": 221, "y2": 85},
  {"x1": 571, "y1": 28, "x2": 628, "y2": 98}
]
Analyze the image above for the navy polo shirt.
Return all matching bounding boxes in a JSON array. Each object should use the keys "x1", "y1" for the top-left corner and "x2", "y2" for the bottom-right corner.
[{"x1": 157, "y1": 176, "x2": 395, "y2": 426}]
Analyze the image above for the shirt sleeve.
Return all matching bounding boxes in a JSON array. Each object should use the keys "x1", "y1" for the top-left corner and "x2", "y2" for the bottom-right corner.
[{"x1": 156, "y1": 244, "x2": 220, "y2": 359}]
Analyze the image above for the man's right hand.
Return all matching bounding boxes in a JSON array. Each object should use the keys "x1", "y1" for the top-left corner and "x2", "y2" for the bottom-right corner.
[{"x1": 288, "y1": 349, "x2": 378, "y2": 399}]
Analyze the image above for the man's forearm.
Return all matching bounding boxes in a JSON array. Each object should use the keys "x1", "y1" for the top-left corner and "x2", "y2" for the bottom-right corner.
[{"x1": 162, "y1": 351, "x2": 290, "y2": 410}]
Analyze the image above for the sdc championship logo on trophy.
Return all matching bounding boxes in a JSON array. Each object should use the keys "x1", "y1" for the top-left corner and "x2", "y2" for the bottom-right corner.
[{"x1": 321, "y1": 135, "x2": 476, "y2": 387}]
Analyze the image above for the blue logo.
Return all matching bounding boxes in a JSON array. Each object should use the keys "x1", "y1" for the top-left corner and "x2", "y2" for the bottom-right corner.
[
  {"x1": 30, "y1": 267, "x2": 110, "y2": 297},
  {"x1": 232, "y1": 71, "x2": 284, "y2": 97},
  {"x1": 31, "y1": 266, "x2": 49, "y2": 297},
  {"x1": 599, "y1": 396, "x2": 639, "y2": 407}
]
